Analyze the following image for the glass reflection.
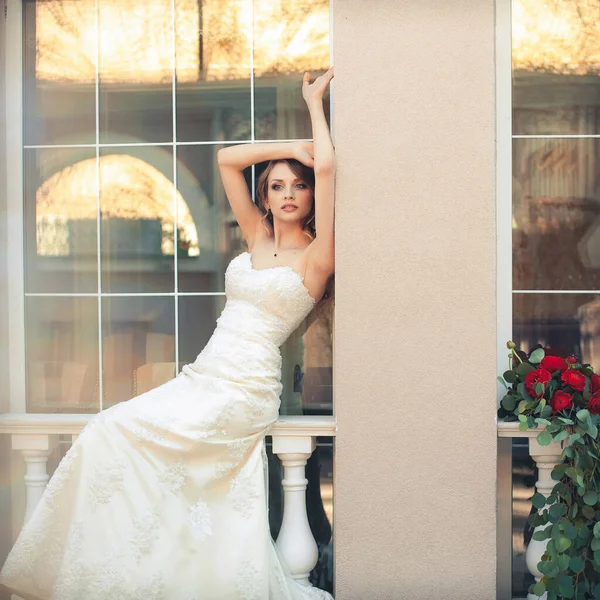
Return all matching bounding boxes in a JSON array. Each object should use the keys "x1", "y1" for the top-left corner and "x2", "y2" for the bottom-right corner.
[
  {"x1": 513, "y1": 293, "x2": 598, "y2": 363},
  {"x1": 26, "y1": 296, "x2": 100, "y2": 413},
  {"x1": 254, "y1": 0, "x2": 330, "y2": 140},
  {"x1": 513, "y1": 0, "x2": 600, "y2": 135},
  {"x1": 24, "y1": 0, "x2": 97, "y2": 145},
  {"x1": 175, "y1": 144, "x2": 231, "y2": 293},
  {"x1": 102, "y1": 296, "x2": 175, "y2": 407},
  {"x1": 175, "y1": 0, "x2": 252, "y2": 142},
  {"x1": 25, "y1": 147, "x2": 99, "y2": 294},
  {"x1": 513, "y1": 138, "x2": 600, "y2": 290},
  {"x1": 99, "y1": 147, "x2": 198, "y2": 293},
  {"x1": 98, "y1": 0, "x2": 174, "y2": 142},
  {"x1": 178, "y1": 295, "x2": 225, "y2": 365},
  {"x1": 279, "y1": 299, "x2": 333, "y2": 416}
]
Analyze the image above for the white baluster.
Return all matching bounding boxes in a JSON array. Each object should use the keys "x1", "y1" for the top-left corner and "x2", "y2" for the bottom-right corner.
[
  {"x1": 272, "y1": 435, "x2": 318, "y2": 586},
  {"x1": 12, "y1": 434, "x2": 59, "y2": 525},
  {"x1": 526, "y1": 436, "x2": 564, "y2": 600}
]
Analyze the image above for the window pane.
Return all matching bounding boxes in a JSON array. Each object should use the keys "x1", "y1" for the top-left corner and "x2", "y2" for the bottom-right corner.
[
  {"x1": 98, "y1": 0, "x2": 173, "y2": 144},
  {"x1": 512, "y1": 0, "x2": 600, "y2": 135},
  {"x1": 177, "y1": 295, "x2": 225, "y2": 364},
  {"x1": 175, "y1": 0, "x2": 252, "y2": 142},
  {"x1": 102, "y1": 296, "x2": 175, "y2": 408},
  {"x1": 513, "y1": 138, "x2": 600, "y2": 290},
  {"x1": 176, "y1": 143, "x2": 235, "y2": 293},
  {"x1": 280, "y1": 299, "x2": 333, "y2": 416},
  {"x1": 23, "y1": 0, "x2": 97, "y2": 146},
  {"x1": 24, "y1": 147, "x2": 99, "y2": 294},
  {"x1": 26, "y1": 296, "x2": 100, "y2": 413},
  {"x1": 513, "y1": 293, "x2": 597, "y2": 362},
  {"x1": 99, "y1": 147, "x2": 177, "y2": 293},
  {"x1": 253, "y1": 0, "x2": 331, "y2": 140}
]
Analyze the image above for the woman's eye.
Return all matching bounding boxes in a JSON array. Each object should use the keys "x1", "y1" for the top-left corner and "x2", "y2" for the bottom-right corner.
[{"x1": 270, "y1": 183, "x2": 306, "y2": 190}]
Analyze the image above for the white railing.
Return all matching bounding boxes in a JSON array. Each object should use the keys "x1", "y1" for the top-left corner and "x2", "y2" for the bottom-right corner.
[
  {"x1": 0, "y1": 413, "x2": 336, "y2": 588},
  {"x1": 498, "y1": 421, "x2": 565, "y2": 600}
]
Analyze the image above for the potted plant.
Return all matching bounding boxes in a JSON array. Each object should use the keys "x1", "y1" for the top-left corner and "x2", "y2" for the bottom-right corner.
[{"x1": 498, "y1": 341, "x2": 600, "y2": 599}]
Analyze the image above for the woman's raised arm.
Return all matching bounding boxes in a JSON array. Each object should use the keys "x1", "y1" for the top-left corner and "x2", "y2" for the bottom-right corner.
[
  {"x1": 217, "y1": 142, "x2": 308, "y2": 248},
  {"x1": 302, "y1": 67, "x2": 335, "y2": 274}
]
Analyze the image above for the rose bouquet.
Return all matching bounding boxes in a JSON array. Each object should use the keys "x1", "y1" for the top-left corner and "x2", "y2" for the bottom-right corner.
[{"x1": 498, "y1": 342, "x2": 600, "y2": 600}]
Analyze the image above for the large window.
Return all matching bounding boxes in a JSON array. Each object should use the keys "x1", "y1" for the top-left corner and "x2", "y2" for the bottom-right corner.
[
  {"x1": 509, "y1": 0, "x2": 600, "y2": 595},
  {"x1": 21, "y1": 0, "x2": 333, "y2": 417}
]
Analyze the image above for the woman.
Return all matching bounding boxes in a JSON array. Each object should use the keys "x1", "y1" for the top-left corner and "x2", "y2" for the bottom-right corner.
[{"x1": 0, "y1": 67, "x2": 335, "y2": 600}]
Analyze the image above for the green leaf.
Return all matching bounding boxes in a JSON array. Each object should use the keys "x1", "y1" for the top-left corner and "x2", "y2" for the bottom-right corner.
[
  {"x1": 583, "y1": 505, "x2": 596, "y2": 519},
  {"x1": 569, "y1": 556, "x2": 585, "y2": 572},
  {"x1": 584, "y1": 490, "x2": 598, "y2": 506},
  {"x1": 531, "y1": 581, "x2": 546, "y2": 597},
  {"x1": 558, "y1": 417, "x2": 575, "y2": 425},
  {"x1": 530, "y1": 348, "x2": 545, "y2": 364},
  {"x1": 533, "y1": 529, "x2": 552, "y2": 542},
  {"x1": 536, "y1": 418, "x2": 552, "y2": 426},
  {"x1": 541, "y1": 404, "x2": 553, "y2": 419},
  {"x1": 557, "y1": 553, "x2": 570, "y2": 571},
  {"x1": 577, "y1": 409, "x2": 590, "y2": 422},
  {"x1": 555, "y1": 535, "x2": 572, "y2": 552},
  {"x1": 518, "y1": 421, "x2": 529, "y2": 431},
  {"x1": 518, "y1": 381, "x2": 533, "y2": 401},
  {"x1": 497, "y1": 375, "x2": 508, "y2": 388},
  {"x1": 532, "y1": 493, "x2": 547, "y2": 510},
  {"x1": 517, "y1": 362, "x2": 535, "y2": 377},
  {"x1": 591, "y1": 537, "x2": 600, "y2": 551},
  {"x1": 503, "y1": 370, "x2": 517, "y2": 383},
  {"x1": 534, "y1": 382, "x2": 546, "y2": 396},
  {"x1": 594, "y1": 522, "x2": 600, "y2": 538},
  {"x1": 549, "y1": 504, "x2": 568, "y2": 521},
  {"x1": 537, "y1": 430, "x2": 553, "y2": 446},
  {"x1": 554, "y1": 429, "x2": 569, "y2": 442},
  {"x1": 501, "y1": 395, "x2": 517, "y2": 412}
]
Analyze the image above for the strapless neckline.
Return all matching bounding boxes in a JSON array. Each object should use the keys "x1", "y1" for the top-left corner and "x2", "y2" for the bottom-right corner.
[{"x1": 241, "y1": 251, "x2": 317, "y2": 306}]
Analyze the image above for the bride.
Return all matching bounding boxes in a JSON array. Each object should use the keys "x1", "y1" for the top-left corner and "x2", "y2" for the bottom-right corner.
[{"x1": 0, "y1": 67, "x2": 335, "y2": 600}]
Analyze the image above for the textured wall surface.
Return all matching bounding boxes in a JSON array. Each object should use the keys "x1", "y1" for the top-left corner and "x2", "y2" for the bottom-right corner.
[{"x1": 332, "y1": 1, "x2": 497, "y2": 598}]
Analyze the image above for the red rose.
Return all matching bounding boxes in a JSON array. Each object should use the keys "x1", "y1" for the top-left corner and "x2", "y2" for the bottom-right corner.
[
  {"x1": 525, "y1": 368, "x2": 552, "y2": 398},
  {"x1": 589, "y1": 391, "x2": 600, "y2": 415},
  {"x1": 591, "y1": 374, "x2": 600, "y2": 394},
  {"x1": 561, "y1": 369, "x2": 587, "y2": 391},
  {"x1": 566, "y1": 355, "x2": 578, "y2": 365},
  {"x1": 550, "y1": 390, "x2": 573, "y2": 414},
  {"x1": 540, "y1": 356, "x2": 568, "y2": 373}
]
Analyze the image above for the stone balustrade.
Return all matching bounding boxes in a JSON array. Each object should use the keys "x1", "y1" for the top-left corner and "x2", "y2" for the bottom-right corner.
[{"x1": 0, "y1": 413, "x2": 336, "y2": 591}]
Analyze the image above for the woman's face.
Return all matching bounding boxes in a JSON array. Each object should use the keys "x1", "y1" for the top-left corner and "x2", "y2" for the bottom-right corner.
[{"x1": 266, "y1": 162, "x2": 313, "y2": 223}]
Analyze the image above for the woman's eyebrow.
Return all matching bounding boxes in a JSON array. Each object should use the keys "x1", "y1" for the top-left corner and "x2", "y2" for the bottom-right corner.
[{"x1": 270, "y1": 178, "x2": 301, "y2": 182}]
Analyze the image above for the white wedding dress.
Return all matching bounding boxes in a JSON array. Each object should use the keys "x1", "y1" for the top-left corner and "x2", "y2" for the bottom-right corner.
[{"x1": 0, "y1": 251, "x2": 333, "y2": 600}]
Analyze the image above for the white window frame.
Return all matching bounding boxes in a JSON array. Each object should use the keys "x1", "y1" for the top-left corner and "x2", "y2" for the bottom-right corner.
[{"x1": 5, "y1": 0, "x2": 26, "y2": 413}]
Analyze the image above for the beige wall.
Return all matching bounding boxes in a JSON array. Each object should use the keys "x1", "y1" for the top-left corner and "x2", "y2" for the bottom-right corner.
[{"x1": 332, "y1": 1, "x2": 497, "y2": 598}]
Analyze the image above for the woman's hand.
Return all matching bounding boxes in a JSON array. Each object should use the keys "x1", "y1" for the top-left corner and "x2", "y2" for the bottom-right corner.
[
  {"x1": 302, "y1": 66, "x2": 334, "y2": 108},
  {"x1": 293, "y1": 141, "x2": 314, "y2": 168}
]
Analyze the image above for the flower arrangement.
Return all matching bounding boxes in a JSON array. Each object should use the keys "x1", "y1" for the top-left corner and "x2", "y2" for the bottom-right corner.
[{"x1": 498, "y1": 341, "x2": 600, "y2": 600}]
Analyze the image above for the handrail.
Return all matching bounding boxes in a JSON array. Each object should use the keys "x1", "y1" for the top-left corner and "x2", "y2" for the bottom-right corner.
[{"x1": 0, "y1": 413, "x2": 337, "y2": 436}]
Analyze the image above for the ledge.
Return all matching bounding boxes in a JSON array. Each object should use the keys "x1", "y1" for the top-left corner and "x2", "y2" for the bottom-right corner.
[
  {"x1": 497, "y1": 420, "x2": 543, "y2": 438},
  {"x1": 0, "y1": 413, "x2": 337, "y2": 437}
]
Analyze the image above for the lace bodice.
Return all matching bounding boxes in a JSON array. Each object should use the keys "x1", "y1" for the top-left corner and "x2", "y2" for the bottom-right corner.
[
  {"x1": 184, "y1": 251, "x2": 317, "y2": 388},
  {"x1": 217, "y1": 251, "x2": 316, "y2": 347}
]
